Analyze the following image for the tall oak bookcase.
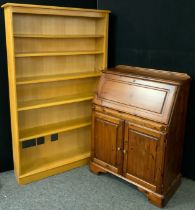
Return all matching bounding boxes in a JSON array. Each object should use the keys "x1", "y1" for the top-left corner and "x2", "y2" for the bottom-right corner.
[{"x1": 2, "y1": 3, "x2": 110, "y2": 184}]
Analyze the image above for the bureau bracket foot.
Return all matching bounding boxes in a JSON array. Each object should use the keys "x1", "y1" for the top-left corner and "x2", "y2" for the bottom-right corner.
[
  {"x1": 137, "y1": 174, "x2": 181, "y2": 208},
  {"x1": 138, "y1": 187, "x2": 165, "y2": 208},
  {"x1": 89, "y1": 162, "x2": 107, "y2": 175}
]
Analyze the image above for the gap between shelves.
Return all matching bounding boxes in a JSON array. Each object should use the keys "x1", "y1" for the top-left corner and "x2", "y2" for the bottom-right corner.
[
  {"x1": 16, "y1": 71, "x2": 101, "y2": 85},
  {"x1": 18, "y1": 93, "x2": 94, "y2": 111},
  {"x1": 19, "y1": 117, "x2": 91, "y2": 141}
]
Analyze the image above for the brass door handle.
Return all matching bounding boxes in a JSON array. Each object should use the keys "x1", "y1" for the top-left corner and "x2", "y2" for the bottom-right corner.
[
  {"x1": 123, "y1": 149, "x2": 127, "y2": 154},
  {"x1": 117, "y1": 147, "x2": 122, "y2": 151}
]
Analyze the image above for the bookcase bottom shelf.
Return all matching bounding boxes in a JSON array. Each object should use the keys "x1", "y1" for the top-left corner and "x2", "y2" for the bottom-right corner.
[
  {"x1": 19, "y1": 125, "x2": 91, "y2": 185},
  {"x1": 19, "y1": 152, "x2": 90, "y2": 185}
]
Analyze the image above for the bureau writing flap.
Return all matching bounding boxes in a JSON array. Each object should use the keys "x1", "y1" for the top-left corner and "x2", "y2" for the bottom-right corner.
[{"x1": 93, "y1": 71, "x2": 178, "y2": 124}]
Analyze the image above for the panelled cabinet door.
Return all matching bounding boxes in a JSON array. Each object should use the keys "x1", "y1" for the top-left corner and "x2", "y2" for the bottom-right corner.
[
  {"x1": 92, "y1": 112, "x2": 124, "y2": 174},
  {"x1": 123, "y1": 122, "x2": 163, "y2": 191}
]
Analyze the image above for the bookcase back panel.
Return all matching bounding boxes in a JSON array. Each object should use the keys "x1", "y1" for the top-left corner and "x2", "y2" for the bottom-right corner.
[
  {"x1": 95, "y1": 55, "x2": 104, "y2": 70},
  {"x1": 15, "y1": 38, "x2": 103, "y2": 53},
  {"x1": 95, "y1": 18, "x2": 107, "y2": 34},
  {"x1": 20, "y1": 126, "x2": 91, "y2": 175},
  {"x1": 15, "y1": 56, "x2": 97, "y2": 77},
  {"x1": 95, "y1": 38, "x2": 104, "y2": 51},
  {"x1": 17, "y1": 77, "x2": 98, "y2": 102},
  {"x1": 13, "y1": 14, "x2": 100, "y2": 35},
  {"x1": 18, "y1": 101, "x2": 91, "y2": 130}
]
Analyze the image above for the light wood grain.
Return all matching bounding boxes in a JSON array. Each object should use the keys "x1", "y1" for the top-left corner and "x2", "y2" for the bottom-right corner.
[
  {"x1": 16, "y1": 71, "x2": 101, "y2": 85},
  {"x1": 18, "y1": 101, "x2": 92, "y2": 130},
  {"x1": 19, "y1": 158, "x2": 89, "y2": 185},
  {"x1": 16, "y1": 56, "x2": 98, "y2": 77},
  {"x1": 4, "y1": 7, "x2": 21, "y2": 179},
  {"x1": 2, "y1": 3, "x2": 110, "y2": 13},
  {"x1": 20, "y1": 117, "x2": 91, "y2": 141},
  {"x1": 15, "y1": 50, "x2": 103, "y2": 58},
  {"x1": 17, "y1": 76, "x2": 98, "y2": 107},
  {"x1": 15, "y1": 38, "x2": 103, "y2": 53},
  {"x1": 3, "y1": 3, "x2": 109, "y2": 185},
  {"x1": 18, "y1": 93, "x2": 93, "y2": 111},
  {"x1": 20, "y1": 152, "x2": 90, "y2": 178},
  {"x1": 14, "y1": 34, "x2": 104, "y2": 38},
  {"x1": 13, "y1": 14, "x2": 98, "y2": 35},
  {"x1": 20, "y1": 127, "x2": 91, "y2": 176}
]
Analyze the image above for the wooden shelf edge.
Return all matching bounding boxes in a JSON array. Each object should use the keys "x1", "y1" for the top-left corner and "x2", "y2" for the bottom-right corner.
[
  {"x1": 20, "y1": 120, "x2": 91, "y2": 141},
  {"x1": 18, "y1": 155, "x2": 90, "y2": 185},
  {"x1": 18, "y1": 95, "x2": 93, "y2": 111},
  {"x1": 15, "y1": 51, "x2": 104, "y2": 58},
  {"x1": 16, "y1": 71, "x2": 101, "y2": 85},
  {"x1": 19, "y1": 152, "x2": 90, "y2": 178},
  {"x1": 14, "y1": 34, "x2": 104, "y2": 39}
]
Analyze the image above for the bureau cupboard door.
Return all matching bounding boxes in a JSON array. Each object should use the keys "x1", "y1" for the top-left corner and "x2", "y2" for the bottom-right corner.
[
  {"x1": 123, "y1": 122, "x2": 163, "y2": 191},
  {"x1": 92, "y1": 112, "x2": 124, "y2": 174}
]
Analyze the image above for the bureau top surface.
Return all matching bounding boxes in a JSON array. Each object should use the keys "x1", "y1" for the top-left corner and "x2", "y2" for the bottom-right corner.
[
  {"x1": 1, "y1": 3, "x2": 110, "y2": 13},
  {"x1": 94, "y1": 66, "x2": 190, "y2": 124},
  {"x1": 109, "y1": 65, "x2": 191, "y2": 84}
]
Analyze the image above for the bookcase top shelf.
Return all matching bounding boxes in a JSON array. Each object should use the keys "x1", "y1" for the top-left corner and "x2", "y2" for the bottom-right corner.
[
  {"x1": 1, "y1": 3, "x2": 110, "y2": 13},
  {"x1": 2, "y1": 3, "x2": 110, "y2": 18}
]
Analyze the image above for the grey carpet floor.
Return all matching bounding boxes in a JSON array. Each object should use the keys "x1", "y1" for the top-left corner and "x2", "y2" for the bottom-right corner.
[{"x1": 0, "y1": 166, "x2": 195, "y2": 210}]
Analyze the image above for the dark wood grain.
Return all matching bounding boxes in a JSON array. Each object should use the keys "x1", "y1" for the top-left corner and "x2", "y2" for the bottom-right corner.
[
  {"x1": 90, "y1": 65, "x2": 191, "y2": 208},
  {"x1": 91, "y1": 112, "x2": 124, "y2": 174},
  {"x1": 124, "y1": 125, "x2": 159, "y2": 185},
  {"x1": 94, "y1": 70, "x2": 178, "y2": 124}
]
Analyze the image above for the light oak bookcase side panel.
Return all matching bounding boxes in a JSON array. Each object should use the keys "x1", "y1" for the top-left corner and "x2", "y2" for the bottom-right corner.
[
  {"x1": 2, "y1": 3, "x2": 110, "y2": 184},
  {"x1": 4, "y1": 7, "x2": 21, "y2": 179}
]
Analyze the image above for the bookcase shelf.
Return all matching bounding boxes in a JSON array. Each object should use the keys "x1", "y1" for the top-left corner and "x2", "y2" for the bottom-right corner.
[
  {"x1": 19, "y1": 117, "x2": 91, "y2": 141},
  {"x1": 19, "y1": 152, "x2": 91, "y2": 179},
  {"x1": 15, "y1": 50, "x2": 103, "y2": 58},
  {"x1": 18, "y1": 93, "x2": 93, "y2": 111},
  {"x1": 16, "y1": 71, "x2": 101, "y2": 85},
  {"x1": 14, "y1": 34, "x2": 104, "y2": 38},
  {"x1": 2, "y1": 3, "x2": 109, "y2": 184}
]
